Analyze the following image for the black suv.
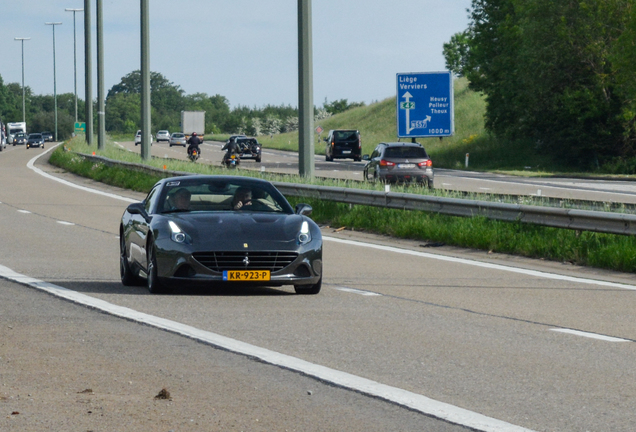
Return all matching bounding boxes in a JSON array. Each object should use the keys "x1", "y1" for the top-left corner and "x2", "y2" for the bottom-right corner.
[
  {"x1": 236, "y1": 137, "x2": 262, "y2": 162},
  {"x1": 324, "y1": 129, "x2": 361, "y2": 161},
  {"x1": 362, "y1": 142, "x2": 434, "y2": 188}
]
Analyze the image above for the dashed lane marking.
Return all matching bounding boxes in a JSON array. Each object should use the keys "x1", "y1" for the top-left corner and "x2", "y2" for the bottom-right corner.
[{"x1": 550, "y1": 329, "x2": 630, "y2": 342}]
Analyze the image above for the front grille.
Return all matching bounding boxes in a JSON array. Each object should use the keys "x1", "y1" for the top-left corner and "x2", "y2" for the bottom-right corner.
[{"x1": 193, "y1": 251, "x2": 298, "y2": 272}]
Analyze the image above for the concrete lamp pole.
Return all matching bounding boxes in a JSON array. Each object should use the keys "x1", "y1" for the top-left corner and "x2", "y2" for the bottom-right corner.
[
  {"x1": 65, "y1": 8, "x2": 83, "y2": 124},
  {"x1": 45, "y1": 22, "x2": 62, "y2": 142},
  {"x1": 14, "y1": 37, "x2": 30, "y2": 123}
]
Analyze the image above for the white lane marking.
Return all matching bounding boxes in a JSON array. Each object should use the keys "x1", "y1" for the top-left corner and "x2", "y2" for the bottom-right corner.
[
  {"x1": 324, "y1": 236, "x2": 636, "y2": 292},
  {"x1": 57, "y1": 221, "x2": 75, "y2": 226},
  {"x1": 0, "y1": 264, "x2": 534, "y2": 432},
  {"x1": 335, "y1": 287, "x2": 382, "y2": 296},
  {"x1": 550, "y1": 329, "x2": 630, "y2": 342},
  {"x1": 18, "y1": 210, "x2": 32, "y2": 214},
  {"x1": 27, "y1": 144, "x2": 137, "y2": 204}
]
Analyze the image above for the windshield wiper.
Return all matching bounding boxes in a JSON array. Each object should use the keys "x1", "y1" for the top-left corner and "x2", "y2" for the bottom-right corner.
[{"x1": 162, "y1": 209, "x2": 191, "y2": 214}]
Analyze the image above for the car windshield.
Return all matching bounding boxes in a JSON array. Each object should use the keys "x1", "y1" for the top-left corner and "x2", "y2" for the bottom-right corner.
[
  {"x1": 29, "y1": 134, "x2": 42, "y2": 139},
  {"x1": 237, "y1": 138, "x2": 257, "y2": 144},
  {"x1": 159, "y1": 178, "x2": 293, "y2": 214},
  {"x1": 171, "y1": 133, "x2": 184, "y2": 138},
  {"x1": 333, "y1": 131, "x2": 358, "y2": 140},
  {"x1": 384, "y1": 146, "x2": 428, "y2": 159},
  {"x1": 16, "y1": 133, "x2": 26, "y2": 138}
]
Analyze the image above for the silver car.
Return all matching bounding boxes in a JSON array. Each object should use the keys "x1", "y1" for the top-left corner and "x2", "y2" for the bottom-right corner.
[
  {"x1": 156, "y1": 130, "x2": 170, "y2": 142},
  {"x1": 169, "y1": 132, "x2": 187, "y2": 147}
]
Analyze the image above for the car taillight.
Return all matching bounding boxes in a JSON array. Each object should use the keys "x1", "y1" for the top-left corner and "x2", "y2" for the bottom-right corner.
[
  {"x1": 358, "y1": 139, "x2": 361, "y2": 149},
  {"x1": 418, "y1": 160, "x2": 433, "y2": 168},
  {"x1": 380, "y1": 159, "x2": 395, "y2": 167},
  {"x1": 331, "y1": 140, "x2": 335, "y2": 147}
]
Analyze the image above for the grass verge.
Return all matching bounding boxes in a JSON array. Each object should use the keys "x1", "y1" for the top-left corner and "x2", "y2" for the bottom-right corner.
[{"x1": 50, "y1": 139, "x2": 636, "y2": 274}]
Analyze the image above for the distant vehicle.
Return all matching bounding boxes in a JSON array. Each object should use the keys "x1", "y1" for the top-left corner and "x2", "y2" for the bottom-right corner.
[
  {"x1": 0, "y1": 121, "x2": 6, "y2": 151},
  {"x1": 362, "y1": 142, "x2": 434, "y2": 188},
  {"x1": 26, "y1": 133, "x2": 44, "y2": 149},
  {"x1": 169, "y1": 132, "x2": 187, "y2": 147},
  {"x1": 235, "y1": 137, "x2": 262, "y2": 162},
  {"x1": 41, "y1": 131, "x2": 54, "y2": 142},
  {"x1": 181, "y1": 111, "x2": 205, "y2": 141},
  {"x1": 324, "y1": 129, "x2": 362, "y2": 162},
  {"x1": 156, "y1": 130, "x2": 170, "y2": 142},
  {"x1": 134, "y1": 130, "x2": 153, "y2": 146},
  {"x1": 13, "y1": 132, "x2": 27, "y2": 146},
  {"x1": 7, "y1": 122, "x2": 26, "y2": 144}
]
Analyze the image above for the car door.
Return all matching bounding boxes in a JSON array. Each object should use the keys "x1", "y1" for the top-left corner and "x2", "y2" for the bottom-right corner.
[
  {"x1": 367, "y1": 146, "x2": 382, "y2": 179},
  {"x1": 129, "y1": 186, "x2": 160, "y2": 269}
]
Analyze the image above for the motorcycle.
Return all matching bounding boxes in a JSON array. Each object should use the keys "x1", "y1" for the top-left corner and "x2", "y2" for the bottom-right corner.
[
  {"x1": 222, "y1": 151, "x2": 240, "y2": 168},
  {"x1": 188, "y1": 148, "x2": 200, "y2": 162}
]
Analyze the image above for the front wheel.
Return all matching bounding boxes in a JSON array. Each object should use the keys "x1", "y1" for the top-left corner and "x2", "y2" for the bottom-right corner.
[
  {"x1": 120, "y1": 235, "x2": 143, "y2": 286},
  {"x1": 294, "y1": 276, "x2": 322, "y2": 295},
  {"x1": 147, "y1": 241, "x2": 169, "y2": 294}
]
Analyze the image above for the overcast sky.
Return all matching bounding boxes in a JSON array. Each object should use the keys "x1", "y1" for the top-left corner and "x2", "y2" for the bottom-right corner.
[{"x1": 0, "y1": 1, "x2": 472, "y2": 108}]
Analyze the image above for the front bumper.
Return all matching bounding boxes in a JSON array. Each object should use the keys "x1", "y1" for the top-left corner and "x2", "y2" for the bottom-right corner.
[{"x1": 154, "y1": 238, "x2": 322, "y2": 288}]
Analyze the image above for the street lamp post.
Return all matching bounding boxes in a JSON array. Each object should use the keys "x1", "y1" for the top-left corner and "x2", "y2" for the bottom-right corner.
[
  {"x1": 65, "y1": 8, "x2": 83, "y2": 124},
  {"x1": 45, "y1": 22, "x2": 62, "y2": 142},
  {"x1": 14, "y1": 37, "x2": 30, "y2": 123}
]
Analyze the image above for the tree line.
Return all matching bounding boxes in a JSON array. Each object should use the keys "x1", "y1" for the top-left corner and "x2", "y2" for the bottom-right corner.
[
  {"x1": 444, "y1": 0, "x2": 636, "y2": 170},
  {"x1": 0, "y1": 70, "x2": 364, "y2": 140}
]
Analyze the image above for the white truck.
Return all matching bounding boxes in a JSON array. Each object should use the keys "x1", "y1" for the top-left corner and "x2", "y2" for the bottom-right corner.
[
  {"x1": 7, "y1": 122, "x2": 26, "y2": 144},
  {"x1": 181, "y1": 111, "x2": 205, "y2": 141}
]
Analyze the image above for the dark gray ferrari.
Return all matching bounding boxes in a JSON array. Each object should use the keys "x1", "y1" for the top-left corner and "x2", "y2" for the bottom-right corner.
[{"x1": 119, "y1": 175, "x2": 323, "y2": 294}]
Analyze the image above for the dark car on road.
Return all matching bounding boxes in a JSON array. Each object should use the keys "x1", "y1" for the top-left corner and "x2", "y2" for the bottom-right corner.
[
  {"x1": 363, "y1": 142, "x2": 434, "y2": 188},
  {"x1": 41, "y1": 131, "x2": 53, "y2": 142},
  {"x1": 13, "y1": 132, "x2": 27, "y2": 146},
  {"x1": 236, "y1": 137, "x2": 262, "y2": 162},
  {"x1": 324, "y1": 129, "x2": 361, "y2": 161},
  {"x1": 120, "y1": 175, "x2": 323, "y2": 294},
  {"x1": 27, "y1": 133, "x2": 45, "y2": 149}
]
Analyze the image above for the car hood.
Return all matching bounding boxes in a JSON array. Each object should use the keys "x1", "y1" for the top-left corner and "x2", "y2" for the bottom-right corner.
[{"x1": 160, "y1": 212, "x2": 306, "y2": 250}]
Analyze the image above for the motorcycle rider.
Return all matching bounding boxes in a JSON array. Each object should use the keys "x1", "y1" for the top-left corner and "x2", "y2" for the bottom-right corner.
[
  {"x1": 187, "y1": 132, "x2": 202, "y2": 158},
  {"x1": 222, "y1": 137, "x2": 240, "y2": 165}
]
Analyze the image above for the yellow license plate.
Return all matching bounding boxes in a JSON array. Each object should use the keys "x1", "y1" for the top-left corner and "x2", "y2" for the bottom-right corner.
[{"x1": 223, "y1": 270, "x2": 270, "y2": 281}]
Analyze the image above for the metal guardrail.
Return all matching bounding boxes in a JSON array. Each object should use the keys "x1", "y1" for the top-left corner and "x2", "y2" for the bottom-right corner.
[{"x1": 77, "y1": 152, "x2": 636, "y2": 236}]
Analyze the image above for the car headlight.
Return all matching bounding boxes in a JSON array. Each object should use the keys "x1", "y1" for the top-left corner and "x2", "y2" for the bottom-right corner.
[
  {"x1": 169, "y1": 220, "x2": 190, "y2": 244},
  {"x1": 297, "y1": 221, "x2": 312, "y2": 245}
]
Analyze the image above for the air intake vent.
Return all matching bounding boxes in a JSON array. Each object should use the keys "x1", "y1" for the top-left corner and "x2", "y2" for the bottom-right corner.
[{"x1": 193, "y1": 251, "x2": 298, "y2": 272}]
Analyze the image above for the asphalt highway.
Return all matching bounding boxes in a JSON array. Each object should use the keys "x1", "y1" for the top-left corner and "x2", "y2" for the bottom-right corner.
[{"x1": 2, "y1": 142, "x2": 636, "y2": 431}]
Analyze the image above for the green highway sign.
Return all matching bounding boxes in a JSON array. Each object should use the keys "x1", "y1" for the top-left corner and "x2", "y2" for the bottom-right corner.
[{"x1": 74, "y1": 122, "x2": 86, "y2": 133}]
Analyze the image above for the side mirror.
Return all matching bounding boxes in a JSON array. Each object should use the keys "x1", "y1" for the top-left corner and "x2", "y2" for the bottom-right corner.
[
  {"x1": 126, "y1": 202, "x2": 146, "y2": 215},
  {"x1": 362, "y1": 155, "x2": 370, "y2": 161},
  {"x1": 126, "y1": 202, "x2": 151, "y2": 222},
  {"x1": 295, "y1": 203, "x2": 313, "y2": 216}
]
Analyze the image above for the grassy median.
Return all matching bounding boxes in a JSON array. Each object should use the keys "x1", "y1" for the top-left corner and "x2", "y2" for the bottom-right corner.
[{"x1": 49, "y1": 139, "x2": 636, "y2": 274}]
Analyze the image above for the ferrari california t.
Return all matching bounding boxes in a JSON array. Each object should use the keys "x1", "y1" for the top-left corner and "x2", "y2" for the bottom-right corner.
[{"x1": 119, "y1": 175, "x2": 323, "y2": 294}]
